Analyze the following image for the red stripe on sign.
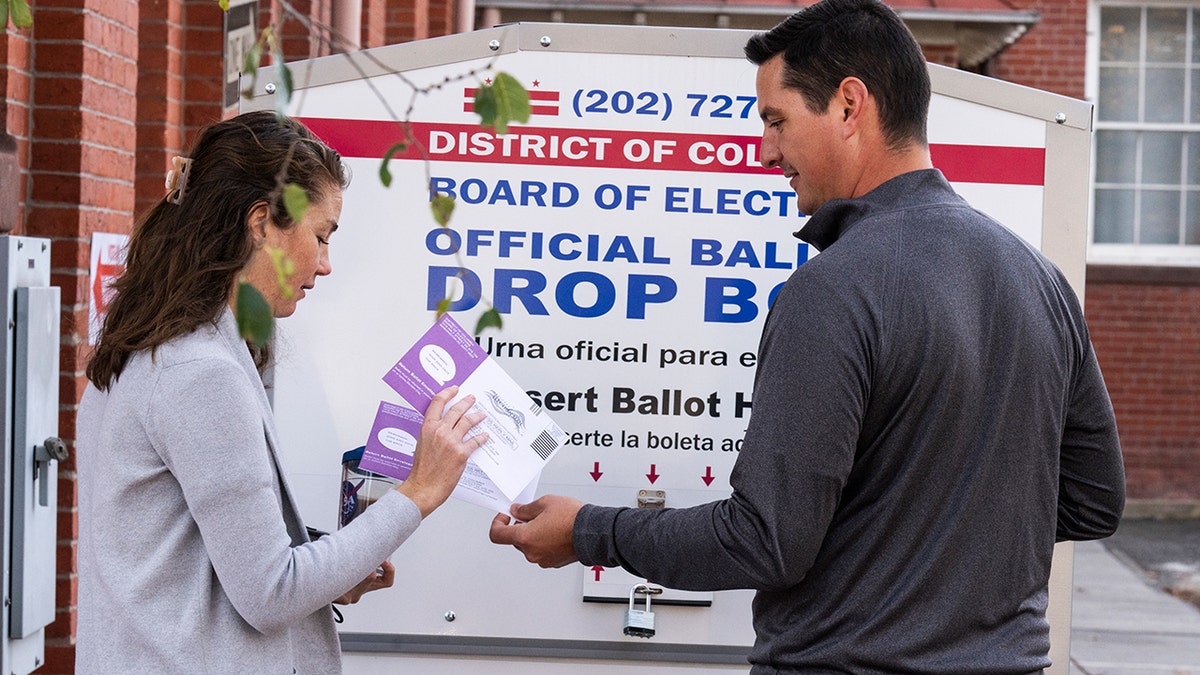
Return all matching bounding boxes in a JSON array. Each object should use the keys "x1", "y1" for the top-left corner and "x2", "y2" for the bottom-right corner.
[
  {"x1": 464, "y1": 87, "x2": 560, "y2": 101},
  {"x1": 931, "y1": 144, "x2": 1044, "y2": 186},
  {"x1": 300, "y1": 117, "x2": 1044, "y2": 184},
  {"x1": 462, "y1": 102, "x2": 560, "y2": 116}
]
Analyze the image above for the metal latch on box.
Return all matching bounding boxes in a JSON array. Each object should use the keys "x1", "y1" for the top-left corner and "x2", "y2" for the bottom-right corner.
[
  {"x1": 34, "y1": 437, "x2": 68, "y2": 507},
  {"x1": 637, "y1": 489, "x2": 665, "y2": 509}
]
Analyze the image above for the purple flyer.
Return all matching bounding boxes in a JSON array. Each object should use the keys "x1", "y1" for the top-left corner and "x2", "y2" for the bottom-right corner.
[
  {"x1": 358, "y1": 401, "x2": 422, "y2": 480},
  {"x1": 381, "y1": 313, "x2": 486, "y2": 412}
]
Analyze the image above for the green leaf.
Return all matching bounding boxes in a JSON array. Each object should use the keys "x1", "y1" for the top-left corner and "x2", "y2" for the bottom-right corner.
[
  {"x1": 236, "y1": 282, "x2": 274, "y2": 345},
  {"x1": 218, "y1": 0, "x2": 230, "y2": 10},
  {"x1": 10, "y1": 0, "x2": 33, "y2": 29},
  {"x1": 435, "y1": 297, "x2": 452, "y2": 318},
  {"x1": 379, "y1": 142, "x2": 407, "y2": 188},
  {"x1": 1, "y1": 1, "x2": 9, "y2": 30},
  {"x1": 430, "y1": 194, "x2": 455, "y2": 227},
  {"x1": 267, "y1": 247, "x2": 296, "y2": 299},
  {"x1": 274, "y1": 60, "x2": 294, "y2": 117},
  {"x1": 243, "y1": 39, "x2": 262, "y2": 76},
  {"x1": 283, "y1": 183, "x2": 308, "y2": 223},
  {"x1": 240, "y1": 38, "x2": 263, "y2": 99},
  {"x1": 474, "y1": 308, "x2": 503, "y2": 335},
  {"x1": 473, "y1": 72, "x2": 530, "y2": 135}
]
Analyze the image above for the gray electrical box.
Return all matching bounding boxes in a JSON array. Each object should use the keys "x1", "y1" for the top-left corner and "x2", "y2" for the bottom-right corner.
[{"x1": 1, "y1": 236, "x2": 61, "y2": 675}]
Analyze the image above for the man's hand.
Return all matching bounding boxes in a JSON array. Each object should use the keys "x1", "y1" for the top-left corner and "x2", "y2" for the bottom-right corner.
[
  {"x1": 489, "y1": 495, "x2": 585, "y2": 568},
  {"x1": 334, "y1": 560, "x2": 395, "y2": 605}
]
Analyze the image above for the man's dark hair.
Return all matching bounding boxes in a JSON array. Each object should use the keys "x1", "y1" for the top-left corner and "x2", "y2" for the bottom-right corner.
[{"x1": 745, "y1": 0, "x2": 931, "y2": 150}]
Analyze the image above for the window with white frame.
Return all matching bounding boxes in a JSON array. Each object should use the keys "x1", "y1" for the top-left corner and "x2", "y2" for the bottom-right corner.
[{"x1": 1090, "y1": 1, "x2": 1200, "y2": 265}]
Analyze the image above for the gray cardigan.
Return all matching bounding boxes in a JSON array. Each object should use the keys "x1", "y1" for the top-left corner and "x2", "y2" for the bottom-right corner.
[{"x1": 77, "y1": 307, "x2": 422, "y2": 674}]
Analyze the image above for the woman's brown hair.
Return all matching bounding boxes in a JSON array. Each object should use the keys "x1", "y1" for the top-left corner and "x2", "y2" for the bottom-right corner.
[{"x1": 87, "y1": 111, "x2": 348, "y2": 390}]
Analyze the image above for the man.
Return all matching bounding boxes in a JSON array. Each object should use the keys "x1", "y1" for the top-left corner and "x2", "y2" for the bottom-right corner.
[{"x1": 489, "y1": 0, "x2": 1126, "y2": 671}]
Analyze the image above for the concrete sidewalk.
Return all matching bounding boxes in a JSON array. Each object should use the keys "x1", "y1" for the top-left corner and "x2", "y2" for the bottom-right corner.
[{"x1": 1070, "y1": 534, "x2": 1200, "y2": 674}]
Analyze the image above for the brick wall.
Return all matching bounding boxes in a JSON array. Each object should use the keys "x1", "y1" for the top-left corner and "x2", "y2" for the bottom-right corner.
[
  {"x1": 428, "y1": 0, "x2": 456, "y2": 38},
  {"x1": 992, "y1": 0, "x2": 1200, "y2": 508},
  {"x1": 135, "y1": 0, "x2": 186, "y2": 216},
  {"x1": 921, "y1": 44, "x2": 959, "y2": 69},
  {"x1": 1, "y1": 17, "x2": 32, "y2": 234},
  {"x1": 363, "y1": 0, "x2": 388, "y2": 49},
  {"x1": 181, "y1": 0, "x2": 230, "y2": 138},
  {"x1": 989, "y1": 0, "x2": 1088, "y2": 99},
  {"x1": 1086, "y1": 269, "x2": 1200, "y2": 503},
  {"x1": 387, "y1": 0, "x2": 431, "y2": 43}
]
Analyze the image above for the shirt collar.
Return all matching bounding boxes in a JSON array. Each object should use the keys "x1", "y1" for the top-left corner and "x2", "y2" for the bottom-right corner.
[{"x1": 794, "y1": 169, "x2": 955, "y2": 252}]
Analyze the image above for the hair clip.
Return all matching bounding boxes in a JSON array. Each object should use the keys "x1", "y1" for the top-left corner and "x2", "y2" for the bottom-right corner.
[{"x1": 164, "y1": 156, "x2": 194, "y2": 205}]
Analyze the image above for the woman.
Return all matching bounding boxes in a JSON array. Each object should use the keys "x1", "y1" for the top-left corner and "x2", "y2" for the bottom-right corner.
[{"x1": 75, "y1": 111, "x2": 486, "y2": 673}]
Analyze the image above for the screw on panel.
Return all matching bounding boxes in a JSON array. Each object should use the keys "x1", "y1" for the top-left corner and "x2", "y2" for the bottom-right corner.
[
  {"x1": 444, "y1": 610, "x2": 456, "y2": 622},
  {"x1": 488, "y1": 39, "x2": 500, "y2": 51},
  {"x1": 540, "y1": 36, "x2": 552, "y2": 47},
  {"x1": 1054, "y1": 113, "x2": 1067, "y2": 125},
  {"x1": 265, "y1": 82, "x2": 277, "y2": 94}
]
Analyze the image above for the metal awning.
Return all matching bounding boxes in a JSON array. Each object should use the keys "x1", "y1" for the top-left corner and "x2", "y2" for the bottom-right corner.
[{"x1": 475, "y1": 0, "x2": 1039, "y2": 66}]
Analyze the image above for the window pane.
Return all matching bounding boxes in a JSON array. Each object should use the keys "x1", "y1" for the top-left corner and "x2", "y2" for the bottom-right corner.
[
  {"x1": 1095, "y1": 189, "x2": 1136, "y2": 243},
  {"x1": 1140, "y1": 189, "x2": 1181, "y2": 244},
  {"x1": 1099, "y1": 66, "x2": 1140, "y2": 121},
  {"x1": 1194, "y1": 9, "x2": 1200, "y2": 63},
  {"x1": 1101, "y1": 6, "x2": 1142, "y2": 63},
  {"x1": 1146, "y1": 8, "x2": 1187, "y2": 62},
  {"x1": 1187, "y1": 133, "x2": 1200, "y2": 185},
  {"x1": 1187, "y1": 191, "x2": 1200, "y2": 245},
  {"x1": 1192, "y1": 68, "x2": 1200, "y2": 123},
  {"x1": 1096, "y1": 130, "x2": 1138, "y2": 183},
  {"x1": 1145, "y1": 67, "x2": 1185, "y2": 122},
  {"x1": 1142, "y1": 131, "x2": 1183, "y2": 185}
]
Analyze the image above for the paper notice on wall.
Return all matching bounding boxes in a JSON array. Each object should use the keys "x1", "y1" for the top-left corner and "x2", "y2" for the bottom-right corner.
[{"x1": 88, "y1": 233, "x2": 129, "y2": 345}]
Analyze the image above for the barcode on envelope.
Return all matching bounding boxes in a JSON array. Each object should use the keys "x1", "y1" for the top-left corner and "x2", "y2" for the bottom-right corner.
[
  {"x1": 529, "y1": 401, "x2": 543, "y2": 415},
  {"x1": 531, "y1": 430, "x2": 558, "y2": 461}
]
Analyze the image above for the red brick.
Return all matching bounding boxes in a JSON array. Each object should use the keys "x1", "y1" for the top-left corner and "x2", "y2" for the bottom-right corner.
[
  {"x1": 50, "y1": 270, "x2": 89, "y2": 307},
  {"x1": 55, "y1": 539, "x2": 75, "y2": 576},
  {"x1": 59, "y1": 373, "x2": 92, "y2": 408},
  {"x1": 49, "y1": 583, "x2": 78, "y2": 637},
  {"x1": 42, "y1": 642, "x2": 76, "y2": 675}
]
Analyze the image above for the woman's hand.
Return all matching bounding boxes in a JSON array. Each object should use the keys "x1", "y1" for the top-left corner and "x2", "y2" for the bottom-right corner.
[
  {"x1": 334, "y1": 560, "x2": 395, "y2": 605},
  {"x1": 397, "y1": 386, "x2": 488, "y2": 518}
]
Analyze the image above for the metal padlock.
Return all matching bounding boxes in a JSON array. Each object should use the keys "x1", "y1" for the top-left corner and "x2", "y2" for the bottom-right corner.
[{"x1": 623, "y1": 583, "x2": 658, "y2": 638}]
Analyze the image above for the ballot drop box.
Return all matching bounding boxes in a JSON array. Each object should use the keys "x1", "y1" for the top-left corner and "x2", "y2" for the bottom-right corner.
[{"x1": 243, "y1": 22, "x2": 1092, "y2": 674}]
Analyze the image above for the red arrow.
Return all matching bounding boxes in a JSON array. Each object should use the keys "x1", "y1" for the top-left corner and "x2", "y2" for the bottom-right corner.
[
  {"x1": 702, "y1": 466, "x2": 715, "y2": 486},
  {"x1": 646, "y1": 464, "x2": 660, "y2": 484},
  {"x1": 591, "y1": 565, "x2": 604, "y2": 581},
  {"x1": 92, "y1": 261, "x2": 124, "y2": 313},
  {"x1": 590, "y1": 461, "x2": 603, "y2": 482}
]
